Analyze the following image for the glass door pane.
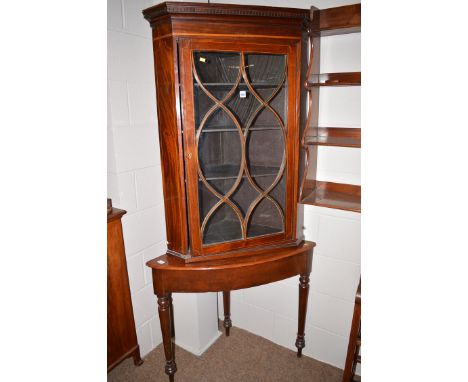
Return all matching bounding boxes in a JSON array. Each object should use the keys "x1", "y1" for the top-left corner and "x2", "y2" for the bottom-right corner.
[{"x1": 193, "y1": 51, "x2": 287, "y2": 246}]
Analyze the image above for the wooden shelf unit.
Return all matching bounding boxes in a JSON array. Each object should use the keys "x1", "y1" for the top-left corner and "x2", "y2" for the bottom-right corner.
[{"x1": 299, "y1": 3, "x2": 361, "y2": 212}]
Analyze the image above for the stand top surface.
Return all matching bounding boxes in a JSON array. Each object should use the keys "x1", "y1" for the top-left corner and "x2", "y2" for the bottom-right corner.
[{"x1": 146, "y1": 241, "x2": 315, "y2": 271}]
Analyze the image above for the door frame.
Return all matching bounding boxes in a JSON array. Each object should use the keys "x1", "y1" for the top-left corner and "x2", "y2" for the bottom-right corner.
[{"x1": 178, "y1": 37, "x2": 299, "y2": 257}]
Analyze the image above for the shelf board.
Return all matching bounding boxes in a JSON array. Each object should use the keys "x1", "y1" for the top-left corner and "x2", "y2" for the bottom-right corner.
[
  {"x1": 301, "y1": 181, "x2": 361, "y2": 212},
  {"x1": 304, "y1": 127, "x2": 361, "y2": 148},
  {"x1": 201, "y1": 164, "x2": 280, "y2": 181},
  {"x1": 203, "y1": 219, "x2": 281, "y2": 245},
  {"x1": 306, "y1": 72, "x2": 361, "y2": 88},
  {"x1": 194, "y1": 82, "x2": 286, "y2": 89},
  {"x1": 311, "y1": 4, "x2": 361, "y2": 36},
  {"x1": 200, "y1": 125, "x2": 282, "y2": 133}
]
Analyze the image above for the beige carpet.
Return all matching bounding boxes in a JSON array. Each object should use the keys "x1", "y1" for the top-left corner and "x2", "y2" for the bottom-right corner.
[{"x1": 108, "y1": 326, "x2": 343, "y2": 382}]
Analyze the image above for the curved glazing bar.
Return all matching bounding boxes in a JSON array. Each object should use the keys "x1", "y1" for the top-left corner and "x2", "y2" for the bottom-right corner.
[
  {"x1": 192, "y1": 51, "x2": 288, "y2": 245},
  {"x1": 192, "y1": 53, "x2": 246, "y2": 242},
  {"x1": 240, "y1": 52, "x2": 287, "y2": 236}
]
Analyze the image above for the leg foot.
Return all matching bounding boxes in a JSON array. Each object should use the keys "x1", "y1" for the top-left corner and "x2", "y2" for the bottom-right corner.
[
  {"x1": 165, "y1": 359, "x2": 177, "y2": 377},
  {"x1": 295, "y1": 335, "x2": 305, "y2": 358},
  {"x1": 158, "y1": 294, "x2": 177, "y2": 381},
  {"x1": 223, "y1": 291, "x2": 232, "y2": 337},
  {"x1": 296, "y1": 274, "x2": 310, "y2": 357},
  {"x1": 132, "y1": 346, "x2": 144, "y2": 366}
]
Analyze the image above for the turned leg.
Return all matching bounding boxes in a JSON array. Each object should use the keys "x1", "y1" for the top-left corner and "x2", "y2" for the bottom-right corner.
[
  {"x1": 132, "y1": 346, "x2": 143, "y2": 366},
  {"x1": 296, "y1": 273, "x2": 310, "y2": 357},
  {"x1": 169, "y1": 293, "x2": 175, "y2": 355},
  {"x1": 222, "y1": 291, "x2": 232, "y2": 336},
  {"x1": 158, "y1": 294, "x2": 177, "y2": 382}
]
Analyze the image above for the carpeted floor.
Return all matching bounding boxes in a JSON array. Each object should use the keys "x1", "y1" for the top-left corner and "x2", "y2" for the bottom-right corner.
[{"x1": 108, "y1": 326, "x2": 343, "y2": 382}]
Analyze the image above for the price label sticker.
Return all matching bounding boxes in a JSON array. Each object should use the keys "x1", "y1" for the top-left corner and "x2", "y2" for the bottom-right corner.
[
  {"x1": 239, "y1": 90, "x2": 247, "y2": 98},
  {"x1": 199, "y1": 57, "x2": 207, "y2": 63}
]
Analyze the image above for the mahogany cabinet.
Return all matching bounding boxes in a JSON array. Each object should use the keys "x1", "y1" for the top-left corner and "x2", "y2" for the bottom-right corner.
[
  {"x1": 143, "y1": 1, "x2": 310, "y2": 263},
  {"x1": 141, "y1": 3, "x2": 315, "y2": 381},
  {"x1": 107, "y1": 201, "x2": 142, "y2": 371}
]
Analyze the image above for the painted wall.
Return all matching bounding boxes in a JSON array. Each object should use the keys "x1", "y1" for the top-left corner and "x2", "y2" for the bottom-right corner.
[
  {"x1": 212, "y1": 0, "x2": 361, "y2": 370},
  {"x1": 108, "y1": 0, "x2": 166, "y2": 356},
  {"x1": 108, "y1": 0, "x2": 360, "y2": 369},
  {"x1": 108, "y1": 0, "x2": 219, "y2": 357}
]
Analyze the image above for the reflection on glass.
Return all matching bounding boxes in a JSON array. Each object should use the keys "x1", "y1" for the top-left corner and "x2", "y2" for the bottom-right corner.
[{"x1": 193, "y1": 51, "x2": 287, "y2": 245}]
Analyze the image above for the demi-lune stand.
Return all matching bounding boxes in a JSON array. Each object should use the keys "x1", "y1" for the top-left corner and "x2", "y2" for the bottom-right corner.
[{"x1": 146, "y1": 241, "x2": 315, "y2": 381}]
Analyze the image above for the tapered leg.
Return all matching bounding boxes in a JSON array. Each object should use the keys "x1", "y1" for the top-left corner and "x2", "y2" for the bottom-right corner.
[
  {"x1": 169, "y1": 293, "x2": 175, "y2": 354},
  {"x1": 158, "y1": 294, "x2": 177, "y2": 382},
  {"x1": 222, "y1": 291, "x2": 232, "y2": 336},
  {"x1": 132, "y1": 346, "x2": 143, "y2": 366},
  {"x1": 296, "y1": 273, "x2": 310, "y2": 357}
]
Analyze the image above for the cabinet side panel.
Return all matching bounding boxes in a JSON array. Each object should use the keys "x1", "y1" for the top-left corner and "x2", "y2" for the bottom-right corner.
[
  {"x1": 152, "y1": 32, "x2": 188, "y2": 255},
  {"x1": 297, "y1": 28, "x2": 310, "y2": 223}
]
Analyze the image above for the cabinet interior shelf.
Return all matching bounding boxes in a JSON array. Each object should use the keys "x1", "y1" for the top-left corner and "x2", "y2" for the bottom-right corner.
[
  {"x1": 306, "y1": 72, "x2": 361, "y2": 88},
  {"x1": 194, "y1": 82, "x2": 286, "y2": 89},
  {"x1": 200, "y1": 125, "x2": 282, "y2": 133},
  {"x1": 311, "y1": 4, "x2": 361, "y2": 36},
  {"x1": 301, "y1": 180, "x2": 361, "y2": 212},
  {"x1": 201, "y1": 164, "x2": 280, "y2": 181},
  {"x1": 304, "y1": 127, "x2": 361, "y2": 148},
  {"x1": 204, "y1": 219, "x2": 281, "y2": 245}
]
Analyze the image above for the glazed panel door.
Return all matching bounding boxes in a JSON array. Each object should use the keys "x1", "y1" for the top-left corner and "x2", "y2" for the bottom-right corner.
[{"x1": 179, "y1": 39, "x2": 299, "y2": 256}]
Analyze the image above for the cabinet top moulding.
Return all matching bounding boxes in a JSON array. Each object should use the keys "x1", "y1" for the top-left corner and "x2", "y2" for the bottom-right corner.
[
  {"x1": 143, "y1": 2, "x2": 309, "y2": 27},
  {"x1": 311, "y1": 3, "x2": 361, "y2": 36}
]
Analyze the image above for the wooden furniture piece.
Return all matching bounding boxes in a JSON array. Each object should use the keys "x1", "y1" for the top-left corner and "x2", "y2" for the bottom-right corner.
[
  {"x1": 147, "y1": 242, "x2": 314, "y2": 381},
  {"x1": 107, "y1": 199, "x2": 143, "y2": 372},
  {"x1": 299, "y1": 4, "x2": 361, "y2": 212},
  {"x1": 343, "y1": 279, "x2": 361, "y2": 382},
  {"x1": 142, "y1": 2, "x2": 315, "y2": 380},
  {"x1": 143, "y1": 1, "x2": 310, "y2": 262}
]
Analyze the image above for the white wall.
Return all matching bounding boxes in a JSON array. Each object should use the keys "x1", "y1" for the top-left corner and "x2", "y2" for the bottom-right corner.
[
  {"x1": 218, "y1": 206, "x2": 360, "y2": 368},
  {"x1": 107, "y1": 0, "x2": 166, "y2": 357},
  {"x1": 108, "y1": 0, "x2": 361, "y2": 368},
  {"x1": 212, "y1": 0, "x2": 361, "y2": 370},
  {"x1": 107, "y1": 0, "x2": 220, "y2": 357}
]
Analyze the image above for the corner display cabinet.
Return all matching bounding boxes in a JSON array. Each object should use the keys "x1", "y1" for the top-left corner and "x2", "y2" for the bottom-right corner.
[{"x1": 142, "y1": 2, "x2": 316, "y2": 381}]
